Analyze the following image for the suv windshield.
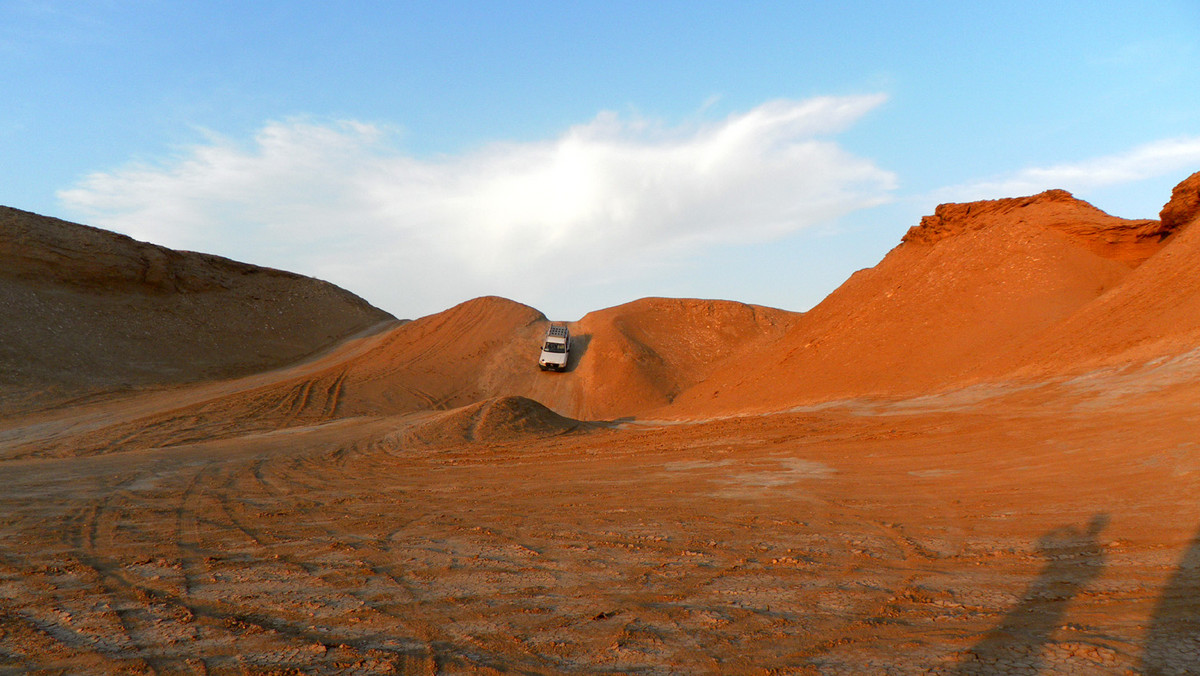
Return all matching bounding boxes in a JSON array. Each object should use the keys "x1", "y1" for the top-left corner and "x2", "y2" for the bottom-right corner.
[{"x1": 543, "y1": 343, "x2": 566, "y2": 353}]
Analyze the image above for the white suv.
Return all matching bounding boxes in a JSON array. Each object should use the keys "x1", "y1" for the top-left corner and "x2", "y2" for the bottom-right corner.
[{"x1": 538, "y1": 325, "x2": 570, "y2": 371}]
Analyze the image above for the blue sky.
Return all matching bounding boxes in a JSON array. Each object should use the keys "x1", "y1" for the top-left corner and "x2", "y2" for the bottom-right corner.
[{"x1": 4, "y1": 1, "x2": 1200, "y2": 319}]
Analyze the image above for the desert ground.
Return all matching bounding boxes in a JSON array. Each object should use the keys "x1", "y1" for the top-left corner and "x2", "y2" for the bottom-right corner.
[{"x1": 3, "y1": 173, "x2": 1200, "y2": 674}]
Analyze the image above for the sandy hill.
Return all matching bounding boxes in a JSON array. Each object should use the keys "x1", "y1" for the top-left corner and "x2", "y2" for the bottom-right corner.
[
  {"x1": 1003, "y1": 171, "x2": 1200, "y2": 373},
  {"x1": 395, "y1": 395, "x2": 593, "y2": 448},
  {"x1": 5, "y1": 171, "x2": 1198, "y2": 433},
  {"x1": 404, "y1": 295, "x2": 794, "y2": 420},
  {"x1": 314, "y1": 295, "x2": 552, "y2": 416},
  {"x1": 565, "y1": 297, "x2": 797, "y2": 418},
  {"x1": 194, "y1": 295, "x2": 798, "y2": 428},
  {"x1": 669, "y1": 178, "x2": 1193, "y2": 416},
  {"x1": 0, "y1": 206, "x2": 395, "y2": 414},
  {"x1": 5, "y1": 294, "x2": 797, "y2": 456}
]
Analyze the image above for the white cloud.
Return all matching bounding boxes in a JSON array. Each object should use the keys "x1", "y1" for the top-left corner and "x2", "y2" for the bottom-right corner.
[
  {"x1": 932, "y1": 136, "x2": 1200, "y2": 204},
  {"x1": 58, "y1": 96, "x2": 895, "y2": 318}
]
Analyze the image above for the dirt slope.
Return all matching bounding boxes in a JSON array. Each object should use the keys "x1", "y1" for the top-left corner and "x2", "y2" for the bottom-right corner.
[
  {"x1": 669, "y1": 188, "x2": 1180, "y2": 416},
  {"x1": 200, "y1": 295, "x2": 798, "y2": 426},
  {"x1": 362, "y1": 296, "x2": 795, "y2": 419},
  {"x1": 396, "y1": 395, "x2": 593, "y2": 448},
  {"x1": 324, "y1": 295, "x2": 552, "y2": 415},
  {"x1": 566, "y1": 298, "x2": 797, "y2": 419},
  {"x1": 1005, "y1": 171, "x2": 1200, "y2": 373},
  {"x1": 0, "y1": 206, "x2": 395, "y2": 414}
]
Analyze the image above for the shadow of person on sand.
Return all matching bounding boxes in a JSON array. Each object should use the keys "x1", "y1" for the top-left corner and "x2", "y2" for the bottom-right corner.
[
  {"x1": 1141, "y1": 524, "x2": 1200, "y2": 675},
  {"x1": 955, "y1": 514, "x2": 1109, "y2": 675}
]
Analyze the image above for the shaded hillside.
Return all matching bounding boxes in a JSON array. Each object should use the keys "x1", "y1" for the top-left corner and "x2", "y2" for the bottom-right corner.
[
  {"x1": 0, "y1": 206, "x2": 395, "y2": 413},
  {"x1": 670, "y1": 185, "x2": 1188, "y2": 416}
]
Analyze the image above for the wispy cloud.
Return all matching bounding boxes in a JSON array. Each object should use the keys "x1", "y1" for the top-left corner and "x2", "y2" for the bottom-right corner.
[
  {"x1": 932, "y1": 136, "x2": 1200, "y2": 204},
  {"x1": 58, "y1": 96, "x2": 895, "y2": 318}
]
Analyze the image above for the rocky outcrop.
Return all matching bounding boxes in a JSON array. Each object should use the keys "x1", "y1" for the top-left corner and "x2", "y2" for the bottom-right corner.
[
  {"x1": 1160, "y1": 170, "x2": 1200, "y2": 231},
  {"x1": 902, "y1": 190, "x2": 1171, "y2": 267}
]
